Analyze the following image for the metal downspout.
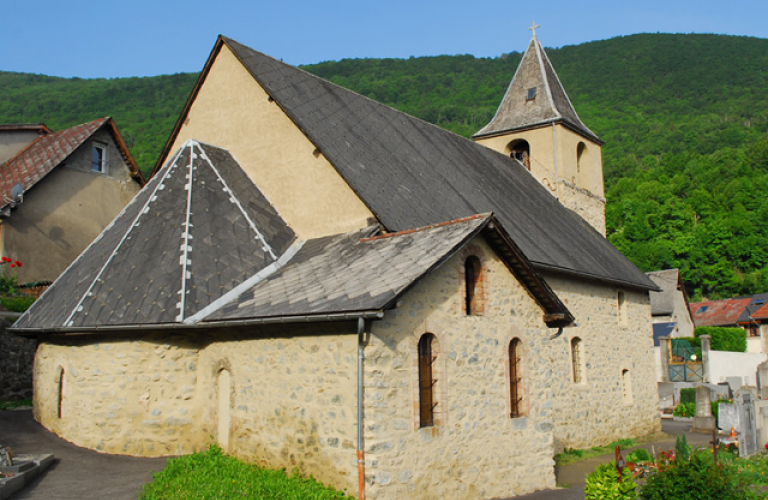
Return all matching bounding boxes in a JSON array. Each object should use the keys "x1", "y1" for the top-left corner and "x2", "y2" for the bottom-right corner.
[
  {"x1": 552, "y1": 123, "x2": 560, "y2": 200},
  {"x1": 357, "y1": 316, "x2": 366, "y2": 500}
]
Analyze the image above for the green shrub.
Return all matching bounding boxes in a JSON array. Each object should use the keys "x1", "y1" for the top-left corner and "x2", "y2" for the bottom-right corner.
[
  {"x1": 625, "y1": 448, "x2": 651, "y2": 463},
  {"x1": 640, "y1": 450, "x2": 762, "y2": 500},
  {"x1": 140, "y1": 445, "x2": 354, "y2": 499},
  {"x1": 695, "y1": 326, "x2": 747, "y2": 352},
  {"x1": 680, "y1": 388, "x2": 697, "y2": 405},
  {"x1": 673, "y1": 402, "x2": 696, "y2": 418},
  {"x1": 0, "y1": 295, "x2": 36, "y2": 312},
  {"x1": 584, "y1": 462, "x2": 637, "y2": 500}
]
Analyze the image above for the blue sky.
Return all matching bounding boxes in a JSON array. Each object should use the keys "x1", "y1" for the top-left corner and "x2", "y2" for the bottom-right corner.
[{"x1": 3, "y1": 0, "x2": 767, "y2": 78}]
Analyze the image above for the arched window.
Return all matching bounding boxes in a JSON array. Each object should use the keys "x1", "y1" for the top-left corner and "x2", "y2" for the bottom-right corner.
[
  {"x1": 418, "y1": 333, "x2": 438, "y2": 427},
  {"x1": 622, "y1": 369, "x2": 632, "y2": 404},
  {"x1": 576, "y1": 142, "x2": 587, "y2": 174},
  {"x1": 509, "y1": 339, "x2": 525, "y2": 418},
  {"x1": 508, "y1": 139, "x2": 531, "y2": 170},
  {"x1": 464, "y1": 256, "x2": 482, "y2": 315},
  {"x1": 571, "y1": 337, "x2": 584, "y2": 384}
]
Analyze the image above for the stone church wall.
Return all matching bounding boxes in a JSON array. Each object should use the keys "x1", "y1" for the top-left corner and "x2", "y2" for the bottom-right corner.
[
  {"x1": 33, "y1": 325, "x2": 361, "y2": 496},
  {"x1": 544, "y1": 275, "x2": 660, "y2": 451},
  {"x1": 363, "y1": 237, "x2": 558, "y2": 499},
  {"x1": 0, "y1": 318, "x2": 37, "y2": 400},
  {"x1": 558, "y1": 180, "x2": 607, "y2": 236}
]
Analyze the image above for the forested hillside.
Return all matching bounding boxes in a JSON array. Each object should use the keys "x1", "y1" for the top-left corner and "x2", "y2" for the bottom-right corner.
[{"x1": 1, "y1": 33, "x2": 766, "y2": 299}]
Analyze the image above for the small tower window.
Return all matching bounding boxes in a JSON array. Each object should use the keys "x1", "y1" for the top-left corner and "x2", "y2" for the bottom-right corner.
[
  {"x1": 576, "y1": 142, "x2": 587, "y2": 174},
  {"x1": 508, "y1": 139, "x2": 531, "y2": 170},
  {"x1": 526, "y1": 87, "x2": 537, "y2": 101},
  {"x1": 622, "y1": 369, "x2": 633, "y2": 404}
]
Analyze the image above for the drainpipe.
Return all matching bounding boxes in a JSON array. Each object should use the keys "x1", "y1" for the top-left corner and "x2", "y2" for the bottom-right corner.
[
  {"x1": 552, "y1": 123, "x2": 560, "y2": 200},
  {"x1": 357, "y1": 316, "x2": 366, "y2": 500}
]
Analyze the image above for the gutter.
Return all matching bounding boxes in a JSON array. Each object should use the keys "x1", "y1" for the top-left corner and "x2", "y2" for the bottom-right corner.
[
  {"x1": 10, "y1": 310, "x2": 384, "y2": 336},
  {"x1": 356, "y1": 317, "x2": 367, "y2": 500}
]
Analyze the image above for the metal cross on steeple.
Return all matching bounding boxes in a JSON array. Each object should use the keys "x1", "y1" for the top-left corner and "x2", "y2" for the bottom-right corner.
[{"x1": 529, "y1": 22, "x2": 541, "y2": 39}]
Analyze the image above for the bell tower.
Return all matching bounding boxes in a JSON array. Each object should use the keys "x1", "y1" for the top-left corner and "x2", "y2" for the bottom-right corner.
[{"x1": 474, "y1": 25, "x2": 607, "y2": 235}]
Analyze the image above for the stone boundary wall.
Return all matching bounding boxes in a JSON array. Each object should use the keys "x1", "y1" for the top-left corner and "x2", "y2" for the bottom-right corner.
[{"x1": 0, "y1": 317, "x2": 37, "y2": 401}]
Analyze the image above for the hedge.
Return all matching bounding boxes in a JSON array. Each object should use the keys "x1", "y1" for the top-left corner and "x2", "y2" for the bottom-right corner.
[{"x1": 694, "y1": 326, "x2": 746, "y2": 353}]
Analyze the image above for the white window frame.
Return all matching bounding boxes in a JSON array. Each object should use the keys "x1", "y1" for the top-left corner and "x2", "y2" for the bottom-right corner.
[{"x1": 91, "y1": 143, "x2": 107, "y2": 173}]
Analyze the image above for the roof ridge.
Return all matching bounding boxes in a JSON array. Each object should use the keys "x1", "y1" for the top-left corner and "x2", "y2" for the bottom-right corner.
[{"x1": 359, "y1": 214, "x2": 490, "y2": 243}]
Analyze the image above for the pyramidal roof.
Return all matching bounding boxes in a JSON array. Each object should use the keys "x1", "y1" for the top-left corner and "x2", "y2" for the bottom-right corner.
[
  {"x1": 14, "y1": 140, "x2": 297, "y2": 329},
  {"x1": 475, "y1": 36, "x2": 602, "y2": 144}
]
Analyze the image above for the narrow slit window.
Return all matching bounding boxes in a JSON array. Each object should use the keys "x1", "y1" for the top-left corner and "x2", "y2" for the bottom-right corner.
[
  {"x1": 571, "y1": 337, "x2": 583, "y2": 384},
  {"x1": 91, "y1": 144, "x2": 106, "y2": 172},
  {"x1": 526, "y1": 87, "x2": 537, "y2": 101},
  {"x1": 464, "y1": 256, "x2": 482, "y2": 315},
  {"x1": 622, "y1": 369, "x2": 632, "y2": 404},
  {"x1": 57, "y1": 367, "x2": 65, "y2": 419},
  {"x1": 509, "y1": 339, "x2": 524, "y2": 418},
  {"x1": 418, "y1": 333, "x2": 437, "y2": 427}
]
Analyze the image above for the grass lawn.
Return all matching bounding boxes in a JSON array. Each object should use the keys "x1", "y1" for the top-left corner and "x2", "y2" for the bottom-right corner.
[{"x1": 140, "y1": 445, "x2": 355, "y2": 500}]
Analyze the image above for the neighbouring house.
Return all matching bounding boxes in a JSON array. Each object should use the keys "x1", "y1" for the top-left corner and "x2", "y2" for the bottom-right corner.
[
  {"x1": 690, "y1": 294, "x2": 768, "y2": 354},
  {"x1": 0, "y1": 118, "x2": 145, "y2": 284},
  {"x1": 646, "y1": 269, "x2": 695, "y2": 338},
  {"x1": 14, "y1": 34, "x2": 660, "y2": 499}
]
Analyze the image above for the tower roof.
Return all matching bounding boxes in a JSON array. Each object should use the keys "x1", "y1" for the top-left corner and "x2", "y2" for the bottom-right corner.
[{"x1": 475, "y1": 36, "x2": 602, "y2": 144}]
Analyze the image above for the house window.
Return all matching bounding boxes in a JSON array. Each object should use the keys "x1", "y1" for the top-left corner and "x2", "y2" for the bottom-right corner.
[
  {"x1": 508, "y1": 139, "x2": 530, "y2": 170},
  {"x1": 509, "y1": 338, "x2": 525, "y2": 418},
  {"x1": 571, "y1": 337, "x2": 584, "y2": 384},
  {"x1": 418, "y1": 333, "x2": 438, "y2": 427},
  {"x1": 617, "y1": 291, "x2": 627, "y2": 326},
  {"x1": 464, "y1": 256, "x2": 482, "y2": 315},
  {"x1": 526, "y1": 87, "x2": 537, "y2": 101},
  {"x1": 622, "y1": 369, "x2": 632, "y2": 404},
  {"x1": 91, "y1": 144, "x2": 106, "y2": 172}
]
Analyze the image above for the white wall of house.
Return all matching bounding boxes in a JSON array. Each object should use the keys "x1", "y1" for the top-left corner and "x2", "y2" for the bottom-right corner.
[{"x1": 708, "y1": 351, "x2": 767, "y2": 387}]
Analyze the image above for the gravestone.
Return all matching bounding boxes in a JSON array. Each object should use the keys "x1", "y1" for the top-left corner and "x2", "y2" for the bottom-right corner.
[
  {"x1": 719, "y1": 401, "x2": 739, "y2": 432},
  {"x1": 757, "y1": 360, "x2": 768, "y2": 399},
  {"x1": 736, "y1": 386, "x2": 759, "y2": 457},
  {"x1": 0, "y1": 446, "x2": 12, "y2": 467},
  {"x1": 693, "y1": 385, "x2": 715, "y2": 432}
]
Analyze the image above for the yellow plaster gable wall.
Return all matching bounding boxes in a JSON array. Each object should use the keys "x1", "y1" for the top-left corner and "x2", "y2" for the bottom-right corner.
[{"x1": 168, "y1": 45, "x2": 374, "y2": 240}]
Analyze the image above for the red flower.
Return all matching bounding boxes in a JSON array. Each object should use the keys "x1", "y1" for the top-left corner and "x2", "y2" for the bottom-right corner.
[
  {"x1": 10, "y1": 264, "x2": 15, "y2": 268},
  {"x1": 1, "y1": 257, "x2": 9, "y2": 263},
  {"x1": 14, "y1": 261, "x2": 21, "y2": 267}
]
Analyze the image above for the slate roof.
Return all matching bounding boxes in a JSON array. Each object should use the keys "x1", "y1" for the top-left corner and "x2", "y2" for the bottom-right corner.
[
  {"x1": 0, "y1": 118, "x2": 143, "y2": 209},
  {"x1": 14, "y1": 140, "x2": 297, "y2": 330},
  {"x1": 14, "y1": 140, "x2": 574, "y2": 333},
  {"x1": 646, "y1": 269, "x2": 685, "y2": 316},
  {"x1": 474, "y1": 36, "x2": 602, "y2": 144},
  {"x1": 690, "y1": 298, "x2": 752, "y2": 327},
  {"x1": 155, "y1": 36, "x2": 655, "y2": 292},
  {"x1": 209, "y1": 214, "x2": 572, "y2": 326},
  {"x1": 736, "y1": 293, "x2": 768, "y2": 324},
  {"x1": 653, "y1": 322, "x2": 676, "y2": 346}
]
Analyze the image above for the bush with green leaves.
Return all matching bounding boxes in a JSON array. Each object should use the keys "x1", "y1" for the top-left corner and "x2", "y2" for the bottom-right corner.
[
  {"x1": 584, "y1": 462, "x2": 637, "y2": 500},
  {"x1": 640, "y1": 449, "x2": 763, "y2": 500},
  {"x1": 680, "y1": 388, "x2": 697, "y2": 405},
  {"x1": 625, "y1": 448, "x2": 651, "y2": 463},
  {"x1": 673, "y1": 402, "x2": 696, "y2": 418},
  {"x1": 695, "y1": 326, "x2": 747, "y2": 352}
]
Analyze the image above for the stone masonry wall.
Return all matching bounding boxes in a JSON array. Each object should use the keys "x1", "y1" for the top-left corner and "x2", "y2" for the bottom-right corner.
[
  {"x1": 544, "y1": 275, "x2": 661, "y2": 451},
  {"x1": 33, "y1": 325, "x2": 360, "y2": 496},
  {"x1": 0, "y1": 318, "x2": 37, "y2": 400},
  {"x1": 362, "y1": 238, "x2": 557, "y2": 499},
  {"x1": 558, "y1": 180, "x2": 607, "y2": 236}
]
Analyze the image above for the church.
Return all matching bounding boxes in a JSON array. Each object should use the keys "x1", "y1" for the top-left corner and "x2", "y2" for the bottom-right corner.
[{"x1": 14, "y1": 32, "x2": 660, "y2": 499}]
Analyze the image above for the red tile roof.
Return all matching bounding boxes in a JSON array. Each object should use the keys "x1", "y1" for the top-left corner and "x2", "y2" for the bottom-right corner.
[
  {"x1": 0, "y1": 118, "x2": 143, "y2": 209},
  {"x1": 752, "y1": 302, "x2": 768, "y2": 320},
  {"x1": 689, "y1": 298, "x2": 752, "y2": 327}
]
